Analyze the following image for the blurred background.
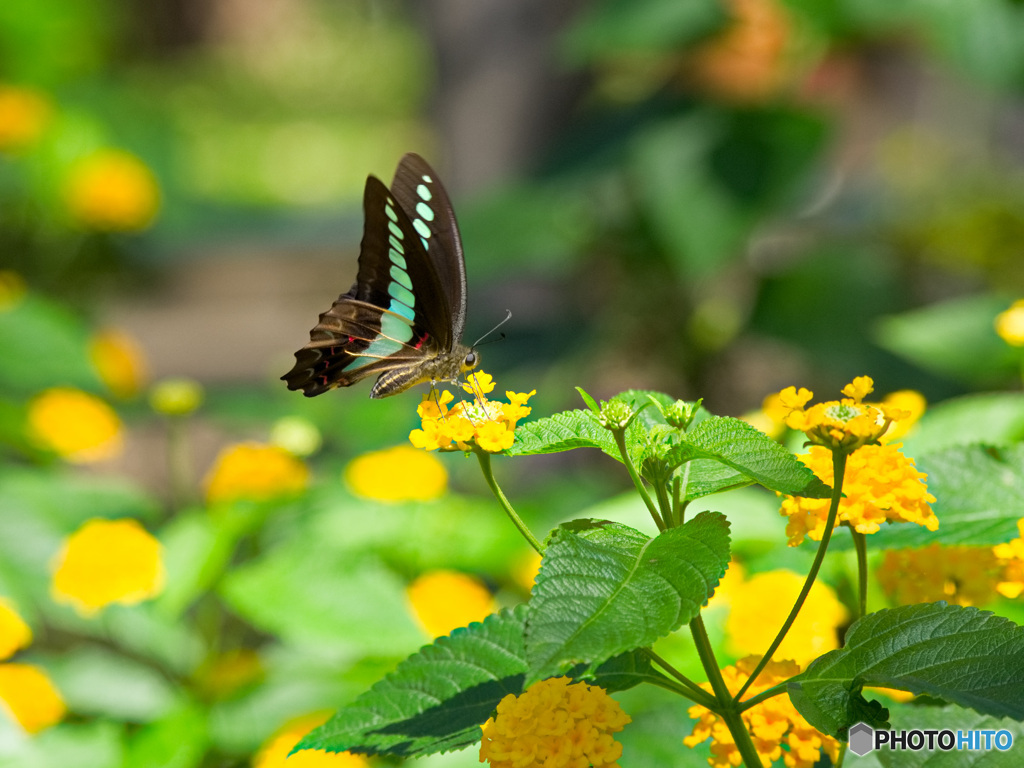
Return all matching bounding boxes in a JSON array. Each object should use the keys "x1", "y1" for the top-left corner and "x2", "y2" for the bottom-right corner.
[{"x1": 3, "y1": 0, "x2": 1024, "y2": 766}]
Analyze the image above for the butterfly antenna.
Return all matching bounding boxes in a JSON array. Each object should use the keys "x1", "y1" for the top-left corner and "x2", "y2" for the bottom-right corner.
[{"x1": 472, "y1": 309, "x2": 512, "y2": 348}]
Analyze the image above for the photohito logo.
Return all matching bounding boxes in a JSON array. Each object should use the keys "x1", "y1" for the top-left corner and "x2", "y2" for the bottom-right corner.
[{"x1": 848, "y1": 722, "x2": 1014, "y2": 757}]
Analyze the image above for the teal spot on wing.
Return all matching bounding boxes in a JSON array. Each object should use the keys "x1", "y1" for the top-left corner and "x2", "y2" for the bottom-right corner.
[
  {"x1": 415, "y1": 202, "x2": 435, "y2": 221},
  {"x1": 385, "y1": 201, "x2": 398, "y2": 222},
  {"x1": 388, "y1": 234, "x2": 404, "y2": 254},
  {"x1": 348, "y1": 313, "x2": 411, "y2": 369},
  {"x1": 388, "y1": 283, "x2": 416, "y2": 317},
  {"x1": 388, "y1": 221, "x2": 402, "y2": 239},
  {"x1": 413, "y1": 219, "x2": 431, "y2": 239},
  {"x1": 416, "y1": 184, "x2": 432, "y2": 201},
  {"x1": 390, "y1": 265, "x2": 412, "y2": 290}
]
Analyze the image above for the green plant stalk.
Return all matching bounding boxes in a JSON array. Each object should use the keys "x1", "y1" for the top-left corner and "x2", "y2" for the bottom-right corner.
[
  {"x1": 852, "y1": 528, "x2": 868, "y2": 619},
  {"x1": 612, "y1": 430, "x2": 665, "y2": 531},
  {"x1": 167, "y1": 415, "x2": 192, "y2": 511},
  {"x1": 476, "y1": 450, "x2": 543, "y2": 554},
  {"x1": 734, "y1": 449, "x2": 849, "y2": 704},
  {"x1": 690, "y1": 614, "x2": 763, "y2": 768},
  {"x1": 643, "y1": 648, "x2": 717, "y2": 707},
  {"x1": 653, "y1": 479, "x2": 675, "y2": 529},
  {"x1": 671, "y1": 475, "x2": 684, "y2": 527}
]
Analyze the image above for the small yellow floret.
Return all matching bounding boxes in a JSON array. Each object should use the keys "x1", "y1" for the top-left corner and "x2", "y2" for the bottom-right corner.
[
  {"x1": 205, "y1": 442, "x2": 309, "y2": 504},
  {"x1": 779, "y1": 444, "x2": 937, "y2": 546},
  {"x1": 27, "y1": 387, "x2": 124, "y2": 463},
  {"x1": 479, "y1": 677, "x2": 631, "y2": 768},
  {"x1": 345, "y1": 445, "x2": 447, "y2": 502},
  {"x1": 993, "y1": 518, "x2": 1024, "y2": 599},
  {"x1": 725, "y1": 570, "x2": 847, "y2": 666},
  {"x1": 149, "y1": 377, "x2": 204, "y2": 416},
  {"x1": 51, "y1": 518, "x2": 165, "y2": 616},
  {"x1": 0, "y1": 600, "x2": 32, "y2": 661},
  {"x1": 90, "y1": 328, "x2": 149, "y2": 398},
  {"x1": 64, "y1": 149, "x2": 160, "y2": 231},
  {"x1": 406, "y1": 570, "x2": 496, "y2": 638},
  {"x1": 253, "y1": 711, "x2": 369, "y2": 768},
  {"x1": 0, "y1": 663, "x2": 65, "y2": 733}
]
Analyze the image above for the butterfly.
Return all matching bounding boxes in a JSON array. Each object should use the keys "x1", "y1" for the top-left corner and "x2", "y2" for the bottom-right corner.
[{"x1": 282, "y1": 153, "x2": 478, "y2": 399}]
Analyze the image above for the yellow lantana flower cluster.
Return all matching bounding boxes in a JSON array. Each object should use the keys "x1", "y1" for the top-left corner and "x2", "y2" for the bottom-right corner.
[
  {"x1": 685, "y1": 656, "x2": 841, "y2": 768},
  {"x1": 0, "y1": 598, "x2": 65, "y2": 734},
  {"x1": 409, "y1": 371, "x2": 534, "y2": 453},
  {"x1": 345, "y1": 445, "x2": 447, "y2": 502},
  {"x1": 406, "y1": 569, "x2": 496, "y2": 638},
  {"x1": 724, "y1": 569, "x2": 848, "y2": 667},
  {"x1": 204, "y1": 442, "x2": 310, "y2": 504},
  {"x1": 480, "y1": 676, "x2": 631, "y2": 768},
  {"x1": 877, "y1": 544, "x2": 1004, "y2": 607},
  {"x1": 993, "y1": 518, "x2": 1024, "y2": 599},
  {"x1": 253, "y1": 711, "x2": 369, "y2": 768},
  {"x1": 89, "y1": 328, "x2": 149, "y2": 398},
  {"x1": 51, "y1": 518, "x2": 165, "y2": 616},
  {"x1": 778, "y1": 376, "x2": 906, "y2": 452},
  {"x1": 27, "y1": 387, "x2": 124, "y2": 464},
  {"x1": 0, "y1": 85, "x2": 51, "y2": 152},
  {"x1": 779, "y1": 444, "x2": 937, "y2": 546}
]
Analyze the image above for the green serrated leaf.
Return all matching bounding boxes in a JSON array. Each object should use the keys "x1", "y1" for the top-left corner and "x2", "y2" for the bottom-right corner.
[
  {"x1": 667, "y1": 416, "x2": 830, "y2": 498},
  {"x1": 788, "y1": 603, "x2": 1024, "y2": 739},
  {"x1": 526, "y1": 512, "x2": 731, "y2": 681},
  {"x1": 901, "y1": 392, "x2": 1024, "y2": 457},
  {"x1": 295, "y1": 606, "x2": 654, "y2": 758},
  {"x1": 871, "y1": 443, "x2": 1024, "y2": 549},
  {"x1": 508, "y1": 409, "x2": 648, "y2": 466}
]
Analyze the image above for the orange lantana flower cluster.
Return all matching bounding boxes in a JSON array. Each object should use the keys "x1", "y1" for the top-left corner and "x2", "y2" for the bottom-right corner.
[
  {"x1": 409, "y1": 371, "x2": 534, "y2": 453},
  {"x1": 685, "y1": 656, "x2": 841, "y2": 768}
]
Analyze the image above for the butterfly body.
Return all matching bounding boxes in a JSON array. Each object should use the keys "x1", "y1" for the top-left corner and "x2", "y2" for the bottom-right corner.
[{"x1": 283, "y1": 154, "x2": 477, "y2": 398}]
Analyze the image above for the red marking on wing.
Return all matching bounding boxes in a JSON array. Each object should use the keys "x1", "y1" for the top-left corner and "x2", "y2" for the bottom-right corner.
[{"x1": 414, "y1": 332, "x2": 429, "y2": 350}]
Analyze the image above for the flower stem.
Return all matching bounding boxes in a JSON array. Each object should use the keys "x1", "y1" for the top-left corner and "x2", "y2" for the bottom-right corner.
[
  {"x1": 690, "y1": 615, "x2": 763, "y2": 768},
  {"x1": 734, "y1": 450, "x2": 849, "y2": 703},
  {"x1": 643, "y1": 648, "x2": 716, "y2": 707},
  {"x1": 612, "y1": 430, "x2": 665, "y2": 532},
  {"x1": 851, "y1": 528, "x2": 868, "y2": 619},
  {"x1": 475, "y1": 450, "x2": 543, "y2": 554}
]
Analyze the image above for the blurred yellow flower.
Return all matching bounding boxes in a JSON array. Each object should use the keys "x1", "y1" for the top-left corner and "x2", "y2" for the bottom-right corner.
[
  {"x1": 64, "y1": 149, "x2": 160, "y2": 231},
  {"x1": 777, "y1": 377, "x2": 907, "y2": 453},
  {"x1": 740, "y1": 392, "x2": 787, "y2": 439},
  {"x1": 779, "y1": 444, "x2": 937, "y2": 546},
  {"x1": 995, "y1": 299, "x2": 1024, "y2": 346},
  {"x1": 52, "y1": 518, "x2": 164, "y2": 616},
  {"x1": 685, "y1": 656, "x2": 841, "y2": 768},
  {"x1": 406, "y1": 570, "x2": 496, "y2": 639},
  {"x1": 270, "y1": 416, "x2": 322, "y2": 458},
  {"x1": 725, "y1": 569, "x2": 847, "y2": 667},
  {"x1": 90, "y1": 328, "x2": 149, "y2": 398},
  {"x1": 345, "y1": 445, "x2": 447, "y2": 502},
  {"x1": 149, "y1": 377, "x2": 204, "y2": 416},
  {"x1": 877, "y1": 390, "x2": 926, "y2": 443},
  {"x1": 0, "y1": 270, "x2": 27, "y2": 312},
  {"x1": 253, "y1": 711, "x2": 369, "y2": 768},
  {"x1": 196, "y1": 648, "x2": 264, "y2": 698},
  {"x1": 409, "y1": 371, "x2": 535, "y2": 453},
  {"x1": 993, "y1": 518, "x2": 1024, "y2": 599},
  {"x1": 480, "y1": 676, "x2": 631, "y2": 768},
  {"x1": 0, "y1": 86, "x2": 51, "y2": 152},
  {"x1": 0, "y1": 664, "x2": 65, "y2": 733},
  {"x1": 205, "y1": 442, "x2": 309, "y2": 505},
  {"x1": 512, "y1": 550, "x2": 543, "y2": 593},
  {"x1": 27, "y1": 387, "x2": 124, "y2": 463},
  {"x1": 877, "y1": 544, "x2": 1002, "y2": 607},
  {"x1": 704, "y1": 560, "x2": 746, "y2": 611},
  {"x1": 689, "y1": 0, "x2": 793, "y2": 103},
  {"x1": 0, "y1": 600, "x2": 32, "y2": 661}
]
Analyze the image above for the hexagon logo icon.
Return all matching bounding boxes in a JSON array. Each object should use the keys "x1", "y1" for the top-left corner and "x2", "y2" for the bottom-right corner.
[{"x1": 848, "y1": 722, "x2": 875, "y2": 756}]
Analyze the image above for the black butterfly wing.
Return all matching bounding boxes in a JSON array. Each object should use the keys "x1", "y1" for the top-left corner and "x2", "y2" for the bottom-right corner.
[
  {"x1": 282, "y1": 173, "x2": 455, "y2": 397},
  {"x1": 390, "y1": 153, "x2": 468, "y2": 344}
]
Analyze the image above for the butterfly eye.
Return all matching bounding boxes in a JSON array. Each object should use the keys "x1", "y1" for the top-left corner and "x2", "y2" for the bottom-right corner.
[{"x1": 462, "y1": 352, "x2": 478, "y2": 371}]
